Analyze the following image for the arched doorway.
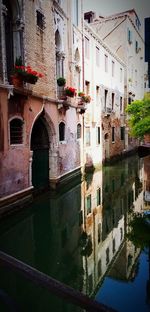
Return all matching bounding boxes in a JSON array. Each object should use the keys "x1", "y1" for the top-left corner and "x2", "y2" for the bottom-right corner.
[{"x1": 31, "y1": 117, "x2": 49, "y2": 189}]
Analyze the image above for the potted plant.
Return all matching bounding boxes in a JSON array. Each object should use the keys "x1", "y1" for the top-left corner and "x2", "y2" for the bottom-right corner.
[
  {"x1": 78, "y1": 91, "x2": 85, "y2": 97},
  {"x1": 11, "y1": 57, "x2": 44, "y2": 86},
  {"x1": 65, "y1": 87, "x2": 76, "y2": 97},
  {"x1": 57, "y1": 77, "x2": 66, "y2": 87},
  {"x1": 82, "y1": 95, "x2": 91, "y2": 103}
]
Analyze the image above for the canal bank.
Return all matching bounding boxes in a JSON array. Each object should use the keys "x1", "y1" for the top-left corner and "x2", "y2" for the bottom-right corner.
[{"x1": 0, "y1": 150, "x2": 137, "y2": 219}]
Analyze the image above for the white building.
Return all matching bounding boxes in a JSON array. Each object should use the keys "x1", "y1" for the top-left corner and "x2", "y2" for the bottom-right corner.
[{"x1": 83, "y1": 21, "x2": 125, "y2": 165}]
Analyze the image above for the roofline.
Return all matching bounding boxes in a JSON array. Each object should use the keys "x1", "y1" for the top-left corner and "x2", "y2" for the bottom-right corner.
[
  {"x1": 84, "y1": 21, "x2": 126, "y2": 68},
  {"x1": 91, "y1": 14, "x2": 144, "y2": 43}
]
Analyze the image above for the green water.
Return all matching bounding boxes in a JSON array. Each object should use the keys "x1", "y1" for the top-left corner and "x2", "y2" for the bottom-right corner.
[{"x1": 0, "y1": 155, "x2": 149, "y2": 312}]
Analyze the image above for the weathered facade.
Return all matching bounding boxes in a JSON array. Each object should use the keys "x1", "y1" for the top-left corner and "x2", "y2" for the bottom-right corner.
[{"x1": 0, "y1": 0, "x2": 83, "y2": 198}]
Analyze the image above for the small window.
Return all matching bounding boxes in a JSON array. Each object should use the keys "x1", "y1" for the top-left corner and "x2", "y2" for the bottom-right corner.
[
  {"x1": 86, "y1": 127, "x2": 90, "y2": 146},
  {"x1": 77, "y1": 123, "x2": 81, "y2": 139},
  {"x1": 97, "y1": 188, "x2": 101, "y2": 206},
  {"x1": 85, "y1": 80, "x2": 90, "y2": 95},
  {"x1": 98, "y1": 223, "x2": 101, "y2": 243},
  {"x1": 36, "y1": 10, "x2": 45, "y2": 30},
  {"x1": 106, "y1": 247, "x2": 110, "y2": 265},
  {"x1": 96, "y1": 47, "x2": 100, "y2": 66},
  {"x1": 121, "y1": 126, "x2": 125, "y2": 140},
  {"x1": 120, "y1": 96, "x2": 123, "y2": 112},
  {"x1": 127, "y1": 28, "x2": 132, "y2": 44},
  {"x1": 112, "y1": 127, "x2": 115, "y2": 142},
  {"x1": 112, "y1": 238, "x2": 116, "y2": 253},
  {"x1": 135, "y1": 41, "x2": 139, "y2": 53},
  {"x1": 112, "y1": 60, "x2": 115, "y2": 76},
  {"x1": 98, "y1": 259, "x2": 101, "y2": 276},
  {"x1": 96, "y1": 86, "x2": 100, "y2": 106},
  {"x1": 59, "y1": 122, "x2": 65, "y2": 141},
  {"x1": 86, "y1": 194, "x2": 91, "y2": 214},
  {"x1": 96, "y1": 127, "x2": 100, "y2": 145},
  {"x1": 10, "y1": 118, "x2": 23, "y2": 145},
  {"x1": 120, "y1": 68, "x2": 123, "y2": 82},
  {"x1": 85, "y1": 37, "x2": 89, "y2": 59},
  {"x1": 112, "y1": 93, "x2": 115, "y2": 110},
  {"x1": 105, "y1": 54, "x2": 108, "y2": 72},
  {"x1": 104, "y1": 89, "x2": 108, "y2": 110}
]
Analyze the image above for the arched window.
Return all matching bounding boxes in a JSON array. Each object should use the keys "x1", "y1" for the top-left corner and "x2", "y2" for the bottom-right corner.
[
  {"x1": 77, "y1": 123, "x2": 81, "y2": 139},
  {"x1": 55, "y1": 29, "x2": 62, "y2": 52},
  {"x1": 59, "y1": 122, "x2": 65, "y2": 141},
  {"x1": 3, "y1": 0, "x2": 23, "y2": 80},
  {"x1": 9, "y1": 118, "x2": 23, "y2": 144}
]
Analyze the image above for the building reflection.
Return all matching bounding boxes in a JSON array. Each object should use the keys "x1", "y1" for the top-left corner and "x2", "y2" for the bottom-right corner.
[
  {"x1": 0, "y1": 155, "x2": 148, "y2": 310},
  {"x1": 80, "y1": 156, "x2": 144, "y2": 296}
]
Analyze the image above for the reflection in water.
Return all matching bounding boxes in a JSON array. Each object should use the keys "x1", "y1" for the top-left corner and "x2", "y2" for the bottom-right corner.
[{"x1": 0, "y1": 155, "x2": 149, "y2": 311}]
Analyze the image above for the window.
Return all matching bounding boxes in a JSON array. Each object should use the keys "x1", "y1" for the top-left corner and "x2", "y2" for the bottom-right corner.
[
  {"x1": 96, "y1": 47, "x2": 100, "y2": 66},
  {"x1": 127, "y1": 28, "x2": 132, "y2": 44},
  {"x1": 98, "y1": 259, "x2": 101, "y2": 276},
  {"x1": 59, "y1": 122, "x2": 65, "y2": 141},
  {"x1": 135, "y1": 69, "x2": 137, "y2": 86},
  {"x1": 85, "y1": 37, "x2": 89, "y2": 59},
  {"x1": 96, "y1": 86, "x2": 100, "y2": 106},
  {"x1": 112, "y1": 238, "x2": 116, "y2": 253},
  {"x1": 112, "y1": 93, "x2": 115, "y2": 110},
  {"x1": 86, "y1": 127, "x2": 90, "y2": 146},
  {"x1": 112, "y1": 127, "x2": 115, "y2": 142},
  {"x1": 106, "y1": 247, "x2": 110, "y2": 265},
  {"x1": 104, "y1": 89, "x2": 108, "y2": 110},
  {"x1": 112, "y1": 60, "x2": 115, "y2": 76},
  {"x1": 77, "y1": 123, "x2": 81, "y2": 139},
  {"x1": 72, "y1": 0, "x2": 78, "y2": 26},
  {"x1": 120, "y1": 96, "x2": 123, "y2": 112},
  {"x1": 105, "y1": 54, "x2": 108, "y2": 72},
  {"x1": 98, "y1": 223, "x2": 101, "y2": 243},
  {"x1": 120, "y1": 68, "x2": 123, "y2": 82},
  {"x1": 96, "y1": 127, "x2": 100, "y2": 144},
  {"x1": 97, "y1": 188, "x2": 101, "y2": 206},
  {"x1": 10, "y1": 118, "x2": 23, "y2": 145},
  {"x1": 121, "y1": 126, "x2": 125, "y2": 140},
  {"x1": 36, "y1": 10, "x2": 45, "y2": 30},
  {"x1": 135, "y1": 41, "x2": 139, "y2": 53},
  {"x1": 86, "y1": 194, "x2": 91, "y2": 214},
  {"x1": 85, "y1": 80, "x2": 90, "y2": 94}
]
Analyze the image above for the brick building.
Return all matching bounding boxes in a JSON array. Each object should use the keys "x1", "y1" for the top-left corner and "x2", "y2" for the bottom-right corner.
[{"x1": 0, "y1": 0, "x2": 84, "y2": 199}]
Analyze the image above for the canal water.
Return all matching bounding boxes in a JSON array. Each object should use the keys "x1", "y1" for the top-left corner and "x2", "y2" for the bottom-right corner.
[{"x1": 0, "y1": 155, "x2": 149, "y2": 312}]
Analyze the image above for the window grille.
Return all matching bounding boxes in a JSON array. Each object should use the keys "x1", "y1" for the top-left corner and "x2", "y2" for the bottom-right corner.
[{"x1": 10, "y1": 119, "x2": 23, "y2": 145}]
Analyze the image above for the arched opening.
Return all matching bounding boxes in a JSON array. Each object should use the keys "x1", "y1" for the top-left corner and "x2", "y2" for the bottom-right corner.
[
  {"x1": 75, "y1": 48, "x2": 80, "y2": 63},
  {"x1": 31, "y1": 116, "x2": 49, "y2": 189},
  {"x1": 9, "y1": 117, "x2": 23, "y2": 145},
  {"x1": 55, "y1": 29, "x2": 62, "y2": 52},
  {"x1": 3, "y1": 0, "x2": 23, "y2": 80},
  {"x1": 59, "y1": 121, "x2": 65, "y2": 141}
]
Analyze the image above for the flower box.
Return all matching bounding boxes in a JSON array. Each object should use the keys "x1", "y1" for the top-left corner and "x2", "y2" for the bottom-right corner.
[
  {"x1": 65, "y1": 87, "x2": 76, "y2": 97},
  {"x1": 12, "y1": 57, "x2": 44, "y2": 85}
]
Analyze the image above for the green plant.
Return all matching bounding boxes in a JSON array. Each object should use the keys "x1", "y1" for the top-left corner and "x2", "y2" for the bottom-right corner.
[
  {"x1": 57, "y1": 77, "x2": 66, "y2": 86},
  {"x1": 126, "y1": 98, "x2": 150, "y2": 139}
]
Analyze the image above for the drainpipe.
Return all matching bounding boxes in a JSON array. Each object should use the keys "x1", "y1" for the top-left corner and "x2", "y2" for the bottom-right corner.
[{"x1": 81, "y1": 0, "x2": 85, "y2": 171}]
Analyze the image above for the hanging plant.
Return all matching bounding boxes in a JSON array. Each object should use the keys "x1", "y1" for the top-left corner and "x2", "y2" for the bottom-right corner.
[{"x1": 57, "y1": 77, "x2": 66, "y2": 86}]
